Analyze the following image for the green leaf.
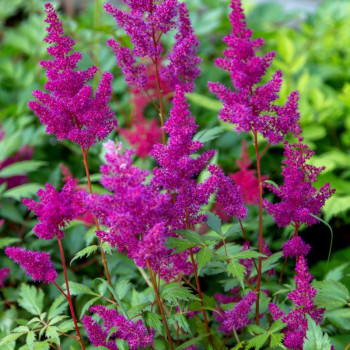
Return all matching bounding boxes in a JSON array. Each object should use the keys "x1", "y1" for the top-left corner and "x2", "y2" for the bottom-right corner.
[
  {"x1": 0, "y1": 332, "x2": 26, "y2": 346},
  {"x1": 62, "y1": 281, "x2": 97, "y2": 296},
  {"x1": 193, "y1": 126, "x2": 224, "y2": 144},
  {"x1": 70, "y1": 245, "x2": 99, "y2": 265},
  {"x1": 325, "y1": 263, "x2": 349, "y2": 282},
  {"x1": 197, "y1": 246, "x2": 213, "y2": 271},
  {"x1": 115, "y1": 280, "x2": 131, "y2": 300},
  {"x1": 26, "y1": 331, "x2": 36, "y2": 350},
  {"x1": 115, "y1": 339, "x2": 129, "y2": 350},
  {"x1": 166, "y1": 237, "x2": 197, "y2": 253},
  {"x1": 57, "y1": 320, "x2": 75, "y2": 333},
  {"x1": 226, "y1": 260, "x2": 246, "y2": 288},
  {"x1": 246, "y1": 333, "x2": 269, "y2": 350},
  {"x1": 270, "y1": 333, "x2": 285, "y2": 348},
  {"x1": 232, "y1": 250, "x2": 265, "y2": 260},
  {"x1": 0, "y1": 131, "x2": 22, "y2": 162},
  {"x1": 326, "y1": 308, "x2": 350, "y2": 331},
  {"x1": 145, "y1": 311, "x2": 163, "y2": 335},
  {"x1": 48, "y1": 315, "x2": 67, "y2": 326},
  {"x1": 45, "y1": 326, "x2": 60, "y2": 345},
  {"x1": 12, "y1": 326, "x2": 29, "y2": 333},
  {"x1": 33, "y1": 342, "x2": 50, "y2": 350},
  {"x1": 206, "y1": 212, "x2": 222, "y2": 235},
  {"x1": 250, "y1": 252, "x2": 282, "y2": 277},
  {"x1": 175, "y1": 332, "x2": 213, "y2": 350},
  {"x1": 0, "y1": 161, "x2": 46, "y2": 178},
  {"x1": 0, "y1": 237, "x2": 20, "y2": 249},
  {"x1": 173, "y1": 313, "x2": 192, "y2": 334},
  {"x1": 93, "y1": 278, "x2": 129, "y2": 319},
  {"x1": 106, "y1": 327, "x2": 119, "y2": 341},
  {"x1": 47, "y1": 295, "x2": 68, "y2": 320},
  {"x1": 224, "y1": 223, "x2": 240, "y2": 238},
  {"x1": 160, "y1": 284, "x2": 200, "y2": 304},
  {"x1": 3, "y1": 183, "x2": 42, "y2": 201},
  {"x1": 303, "y1": 315, "x2": 331, "y2": 350},
  {"x1": 269, "y1": 319, "x2": 286, "y2": 333},
  {"x1": 80, "y1": 296, "x2": 101, "y2": 319},
  {"x1": 175, "y1": 229, "x2": 205, "y2": 245},
  {"x1": 18, "y1": 284, "x2": 44, "y2": 315},
  {"x1": 314, "y1": 280, "x2": 349, "y2": 309}
]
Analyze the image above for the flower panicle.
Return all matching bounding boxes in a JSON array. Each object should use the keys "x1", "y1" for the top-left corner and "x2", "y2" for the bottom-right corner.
[{"x1": 5, "y1": 247, "x2": 57, "y2": 284}]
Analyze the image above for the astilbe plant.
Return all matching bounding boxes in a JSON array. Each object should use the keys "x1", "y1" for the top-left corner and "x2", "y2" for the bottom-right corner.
[{"x1": 0, "y1": 1, "x2": 339, "y2": 350}]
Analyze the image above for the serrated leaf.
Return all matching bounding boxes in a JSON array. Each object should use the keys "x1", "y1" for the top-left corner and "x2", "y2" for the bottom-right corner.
[
  {"x1": 166, "y1": 237, "x2": 197, "y2": 253},
  {"x1": 197, "y1": 246, "x2": 213, "y2": 271},
  {"x1": 269, "y1": 319, "x2": 286, "y2": 333},
  {"x1": 26, "y1": 331, "x2": 36, "y2": 350},
  {"x1": 27, "y1": 317, "x2": 41, "y2": 326},
  {"x1": 325, "y1": 263, "x2": 349, "y2": 282},
  {"x1": 0, "y1": 237, "x2": 20, "y2": 249},
  {"x1": 11, "y1": 326, "x2": 29, "y2": 333},
  {"x1": 0, "y1": 332, "x2": 25, "y2": 346},
  {"x1": 160, "y1": 284, "x2": 200, "y2": 304},
  {"x1": 270, "y1": 333, "x2": 285, "y2": 348},
  {"x1": 303, "y1": 315, "x2": 331, "y2": 350},
  {"x1": 62, "y1": 281, "x2": 97, "y2": 296},
  {"x1": 48, "y1": 315, "x2": 67, "y2": 326},
  {"x1": 33, "y1": 342, "x2": 50, "y2": 350},
  {"x1": 45, "y1": 326, "x2": 60, "y2": 345},
  {"x1": 246, "y1": 324, "x2": 265, "y2": 335},
  {"x1": 70, "y1": 245, "x2": 98, "y2": 265},
  {"x1": 57, "y1": 320, "x2": 75, "y2": 333},
  {"x1": 224, "y1": 223, "x2": 240, "y2": 238},
  {"x1": 206, "y1": 212, "x2": 222, "y2": 235},
  {"x1": 175, "y1": 229, "x2": 205, "y2": 245},
  {"x1": 246, "y1": 333, "x2": 269, "y2": 350},
  {"x1": 18, "y1": 284, "x2": 44, "y2": 315},
  {"x1": 314, "y1": 280, "x2": 350, "y2": 309},
  {"x1": 102, "y1": 241, "x2": 113, "y2": 255},
  {"x1": 127, "y1": 303, "x2": 151, "y2": 319},
  {"x1": 106, "y1": 327, "x2": 119, "y2": 341},
  {"x1": 145, "y1": 311, "x2": 163, "y2": 335},
  {"x1": 173, "y1": 313, "x2": 192, "y2": 334},
  {"x1": 250, "y1": 252, "x2": 282, "y2": 278},
  {"x1": 0, "y1": 161, "x2": 46, "y2": 178},
  {"x1": 47, "y1": 295, "x2": 68, "y2": 320},
  {"x1": 226, "y1": 261, "x2": 246, "y2": 288}
]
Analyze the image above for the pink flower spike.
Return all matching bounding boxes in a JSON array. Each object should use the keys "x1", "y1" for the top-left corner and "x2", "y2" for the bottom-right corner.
[
  {"x1": 5, "y1": 247, "x2": 57, "y2": 284},
  {"x1": 29, "y1": 3, "x2": 117, "y2": 149},
  {"x1": 282, "y1": 236, "x2": 311, "y2": 258}
]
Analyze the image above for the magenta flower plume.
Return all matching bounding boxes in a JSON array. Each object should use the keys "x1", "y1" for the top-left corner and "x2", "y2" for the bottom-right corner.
[
  {"x1": 208, "y1": 0, "x2": 301, "y2": 144},
  {"x1": 5, "y1": 247, "x2": 57, "y2": 284},
  {"x1": 219, "y1": 291, "x2": 256, "y2": 333},
  {"x1": 264, "y1": 140, "x2": 335, "y2": 227},
  {"x1": 82, "y1": 305, "x2": 154, "y2": 350},
  {"x1": 86, "y1": 141, "x2": 191, "y2": 280},
  {"x1": 268, "y1": 303, "x2": 285, "y2": 321},
  {"x1": 282, "y1": 256, "x2": 325, "y2": 349},
  {"x1": 105, "y1": 0, "x2": 200, "y2": 92},
  {"x1": 23, "y1": 179, "x2": 86, "y2": 240},
  {"x1": 282, "y1": 236, "x2": 311, "y2": 258},
  {"x1": 28, "y1": 3, "x2": 117, "y2": 150},
  {"x1": 0, "y1": 267, "x2": 10, "y2": 287}
]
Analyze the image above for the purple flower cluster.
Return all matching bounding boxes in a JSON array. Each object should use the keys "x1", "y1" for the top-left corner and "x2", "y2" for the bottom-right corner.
[
  {"x1": 151, "y1": 85, "x2": 246, "y2": 228},
  {"x1": 208, "y1": 0, "x2": 301, "y2": 144},
  {"x1": 28, "y1": 3, "x2": 117, "y2": 150},
  {"x1": 282, "y1": 236, "x2": 311, "y2": 258},
  {"x1": 23, "y1": 180, "x2": 85, "y2": 240},
  {"x1": 0, "y1": 267, "x2": 10, "y2": 288},
  {"x1": 82, "y1": 305, "x2": 154, "y2": 350},
  {"x1": 218, "y1": 291, "x2": 256, "y2": 333},
  {"x1": 269, "y1": 256, "x2": 324, "y2": 349},
  {"x1": 105, "y1": 0, "x2": 200, "y2": 92},
  {"x1": 86, "y1": 141, "x2": 192, "y2": 280},
  {"x1": 265, "y1": 140, "x2": 335, "y2": 227},
  {"x1": 5, "y1": 247, "x2": 57, "y2": 284}
]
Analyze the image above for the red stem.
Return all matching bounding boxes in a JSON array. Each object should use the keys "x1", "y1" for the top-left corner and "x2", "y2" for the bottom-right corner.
[
  {"x1": 57, "y1": 239, "x2": 86, "y2": 350},
  {"x1": 253, "y1": 132, "x2": 263, "y2": 326},
  {"x1": 81, "y1": 147, "x2": 113, "y2": 290}
]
